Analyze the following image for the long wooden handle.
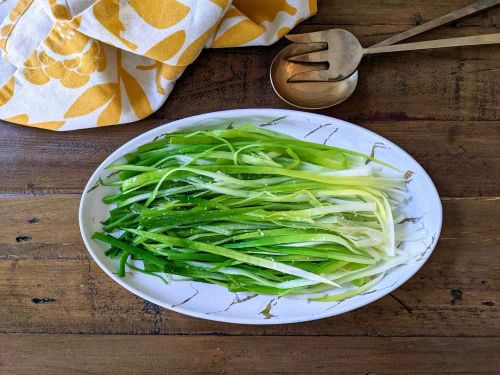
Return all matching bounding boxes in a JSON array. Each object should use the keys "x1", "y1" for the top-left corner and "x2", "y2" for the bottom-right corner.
[
  {"x1": 371, "y1": 0, "x2": 500, "y2": 48},
  {"x1": 365, "y1": 33, "x2": 500, "y2": 54}
]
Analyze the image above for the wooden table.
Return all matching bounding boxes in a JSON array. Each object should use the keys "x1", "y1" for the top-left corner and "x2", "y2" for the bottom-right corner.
[{"x1": 1, "y1": 1, "x2": 499, "y2": 373}]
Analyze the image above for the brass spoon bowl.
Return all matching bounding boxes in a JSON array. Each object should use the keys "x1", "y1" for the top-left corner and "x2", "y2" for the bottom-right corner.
[
  {"x1": 270, "y1": 0, "x2": 500, "y2": 109},
  {"x1": 270, "y1": 43, "x2": 358, "y2": 110}
]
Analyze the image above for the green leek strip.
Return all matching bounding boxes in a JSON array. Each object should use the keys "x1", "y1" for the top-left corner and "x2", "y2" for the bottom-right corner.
[
  {"x1": 126, "y1": 263, "x2": 170, "y2": 285},
  {"x1": 225, "y1": 233, "x2": 356, "y2": 252},
  {"x1": 118, "y1": 251, "x2": 129, "y2": 277},
  {"x1": 139, "y1": 207, "x2": 259, "y2": 228},
  {"x1": 309, "y1": 273, "x2": 385, "y2": 302},
  {"x1": 248, "y1": 246, "x2": 376, "y2": 265},
  {"x1": 92, "y1": 232, "x2": 167, "y2": 268},
  {"x1": 127, "y1": 229, "x2": 339, "y2": 287},
  {"x1": 120, "y1": 165, "x2": 405, "y2": 191}
]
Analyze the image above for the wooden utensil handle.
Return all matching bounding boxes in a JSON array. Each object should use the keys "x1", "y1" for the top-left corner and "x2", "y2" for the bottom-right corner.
[
  {"x1": 365, "y1": 33, "x2": 500, "y2": 54},
  {"x1": 371, "y1": 0, "x2": 500, "y2": 48}
]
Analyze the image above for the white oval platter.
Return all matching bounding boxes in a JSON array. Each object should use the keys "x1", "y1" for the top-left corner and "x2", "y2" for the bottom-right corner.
[{"x1": 79, "y1": 109, "x2": 442, "y2": 324}]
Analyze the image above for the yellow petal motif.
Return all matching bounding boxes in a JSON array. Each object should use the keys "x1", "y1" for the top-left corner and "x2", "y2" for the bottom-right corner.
[
  {"x1": 63, "y1": 58, "x2": 80, "y2": 69},
  {"x1": 1, "y1": 24, "x2": 13, "y2": 37},
  {"x1": 93, "y1": 0, "x2": 138, "y2": 51},
  {"x1": 85, "y1": 42, "x2": 100, "y2": 58},
  {"x1": 65, "y1": 83, "x2": 119, "y2": 118},
  {"x1": 159, "y1": 64, "x2": 185, "y2": 80},
  {"x1": 221, "y1": 6, "x2": 240, "y2": 19},
  {"x1": 9, "y1": 0, "x2": 34, "y2": 22},
  {"x1": 96, "y1": 43, "x2": 107, "y2": 72},
  {"x1": 277, "y1": 27, "x2": 291, "y2": 39},
  {"x1": 0, "y1": 23, "x2": 11, "y2": 53},
  {"x1": 77, "y1": 42, "x2": 101, "y2": 74},
  {"x1": 78, "y1": 55, "x2": 97, "y2": 74},
  {"x1": 5, "y1": 113, "x2": 65, "y2": 130},
  {"x1": 177, "y1": 26, "x2": 217, "y2": 66},
  {"x1": 212, "y1": 19, "x2": 265, "y2": 47},
  {"x1": 24, "y1": 52, "x2": 42, "y2": 68},
  {"x1": 29, "y1": 120, "x2": 66, "y2": 130},
  {"x1": 0, "y1": 77, "x2": 15, "y2": 107},
  {"x1": 232, "y1": 0, "x2": 297, "y2": 23},
  {"x1": 45, "y1": 61, "x2": 67, "y2": 79},
  {"x1": 23, "y1": 68, "x2": 50, "y2": 85},
  {"x1": 5, "y1": 114, "x2": 29, "y2": 124},
  {"x1": 210, "y1": 0, "x2": 229, "y2": 8},
  {"x1": 39, "y1": 51, "x2": 56, "y2": 65},
  {"x1": 144, "y1": 30, "x2": 186, "y2": 62},
  {"x1": 130, "y1": 0, "x2": 190, "y2": 29},
  {"x1": 60, "y1": 71, "x2": 90, "y2": 89},
  {"x1": 136, "y1": 63, "x2": 157, "y2": 71},
  {"x1": 309, "y1": 0, "x2": 318, "y2": 14},
  {"x1": 45, "y1": 23, "x2": 89, "y2": 56},
  {"x1": 97, "y1": 93, "x2": 121, "y2": 126},
  {"x1": 120, "y1": 67, "x2": 153, "y2": 119},
  {"x1": 49, "y1": 0, "x2": 71, "y2": 19},
  {"x1": 136, "y1": 62, "x2": 185, "y2": 94}
]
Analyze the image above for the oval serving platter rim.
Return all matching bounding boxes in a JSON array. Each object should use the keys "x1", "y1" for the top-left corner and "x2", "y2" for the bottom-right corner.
[{"x1": 79, "y1": 108, "x2": 443, "y2": 325}]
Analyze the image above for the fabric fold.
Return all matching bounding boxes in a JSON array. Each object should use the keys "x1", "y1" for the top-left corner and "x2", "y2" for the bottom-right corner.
[{"x1": 0, "y1": 0, "x2": 316, "y2": 131}]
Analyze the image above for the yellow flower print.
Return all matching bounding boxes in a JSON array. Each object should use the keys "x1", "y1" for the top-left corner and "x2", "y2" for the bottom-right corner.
[
  {"x1": 0, "y1": 23, "x2": 13, "y2": 53},
  {"x1": 9, "y1": 0, "x2": 35, "y2": 23},
  {"x1": 129, "y1": 0, "x2": 190, "y2": 29},
  {"x1": 0, "y1": 0, "x2": 35, "y2": 55},
  {"x1": 137, "y1": 61, "x2": 185, "y2": 95},
  {"x1": 48, "y1": 0, "x2": 71, "y2": 20},
  {"x1": 63, "y1": 49, "x2": 153, "y2": 126},
  {"x1": 23, "y1": 40, "x2": 107, "y2": 89},
  {"x1": 210, "y1": 0, "x2": 229, "y2": 7},
  {"x1": 93, "y1": 1, "x2": 138, "y2": 51},
  {"x1": 5, "y1": 113, "x2": 65, "y2": 131},
  {"x1": 0, "y1": 77, "x2": 15, "y2": 107},
  {"x1": 44, "y1": 20, "x2": 89, "y2": 56},
  {"x1": 232, "y1": 0, "x2": 297, "y2": 24}
]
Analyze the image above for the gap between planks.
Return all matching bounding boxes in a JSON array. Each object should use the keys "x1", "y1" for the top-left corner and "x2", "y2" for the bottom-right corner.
[
  {"x1": 1, "y1": 334, "x2": 499, "y2": 375},
  {"x1": 1, "y1": 193, "x2": 498, "y2": 200}
]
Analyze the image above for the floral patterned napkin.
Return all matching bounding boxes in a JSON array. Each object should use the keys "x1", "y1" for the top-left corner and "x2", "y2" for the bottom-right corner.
[{"x1": 0, "y1": 0, "x2": 316, "y2": 130}]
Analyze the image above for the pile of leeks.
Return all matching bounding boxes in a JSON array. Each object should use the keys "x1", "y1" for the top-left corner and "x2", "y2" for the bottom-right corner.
[{"x1": 93, "y1": 124, "x2": 416, "y2": 301}]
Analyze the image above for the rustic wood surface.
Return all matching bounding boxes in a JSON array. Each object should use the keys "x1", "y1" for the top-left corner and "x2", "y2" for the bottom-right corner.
[{"x1": 1, "y1": 1, "x2": 499, "y2": 373}]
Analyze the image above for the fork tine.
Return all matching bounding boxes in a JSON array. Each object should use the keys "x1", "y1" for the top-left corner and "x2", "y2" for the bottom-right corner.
[
  {"x1": 287, "y1": 70, "x2": 332, "y2": 82},
  {"x1": 285, "y1": 31, "x2": 326, "y2": 43},
  {"x1": 287, "y1": 50, "x2": 329, "y2": 63}
]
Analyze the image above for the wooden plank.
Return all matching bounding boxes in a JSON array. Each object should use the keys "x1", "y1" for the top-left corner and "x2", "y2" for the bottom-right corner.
[
  {"x1": 309, "y1": 0, "x2": 500, "y2": 26},
  {"x1": 0, "y1": 8, "x2": 498, "y2": 195},
  {"x1": 162, "y1": 9, "x2": 500, "y2": 124},
  {"x1": 0, "y1": 120, "x2": 499, "y2": 196},
  {"x1": 170, "y1": 40, "x2": 500, "y2": 123},
  {"x1": 1, "y1": 196, "x2": 498, "y2": 336},
  {"x1": 0, "y1": 194, "x2": 82, "y2": 258},
  {"x1": 1, "y1": 258, "x2": 498, "y2": 336},
  {"x1": 0, "y1": 3, "x2": 497, "y2": 372},
  {"x1": 1, "y1": 334, "x2": 499, "y2": 374},
  {"x1": 1, "y1": 195, "x2": 498, "y2": 258}
]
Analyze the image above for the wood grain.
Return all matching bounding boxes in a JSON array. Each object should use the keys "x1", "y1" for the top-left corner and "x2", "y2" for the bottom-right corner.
[
  {"x1": 0, "y1": 1, "x2": 499, "y2": 372},
  {"x1": 1, "y1": 15, "x2": 498, "y2": 196},
  {"x1": 1, "y1": 334, "x2": 499, "y2": 374},
  {"x1": 1, "y1": 257, "x2": 498, "y2": 336},
  {"x1": 172, "y1": 41, "x2": 500, "y2": 123},
  {"x1": 309, "y1": 0, "x2": 500, "y2": 26},
  {"x1": 0, "y1": 196, "x2": 498, "y2": 336},
  {"x1": 1, "y1": 121, "x2": 498, "y2": 196}
]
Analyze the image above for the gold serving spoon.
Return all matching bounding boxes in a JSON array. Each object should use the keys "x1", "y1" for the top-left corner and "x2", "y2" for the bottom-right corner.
[
  {"x1": 270, "y1": 0, "x2": 500, "y2": 109},
  {"x1": 287, "y1": 31, "x2": 500, "y2": 82}
]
